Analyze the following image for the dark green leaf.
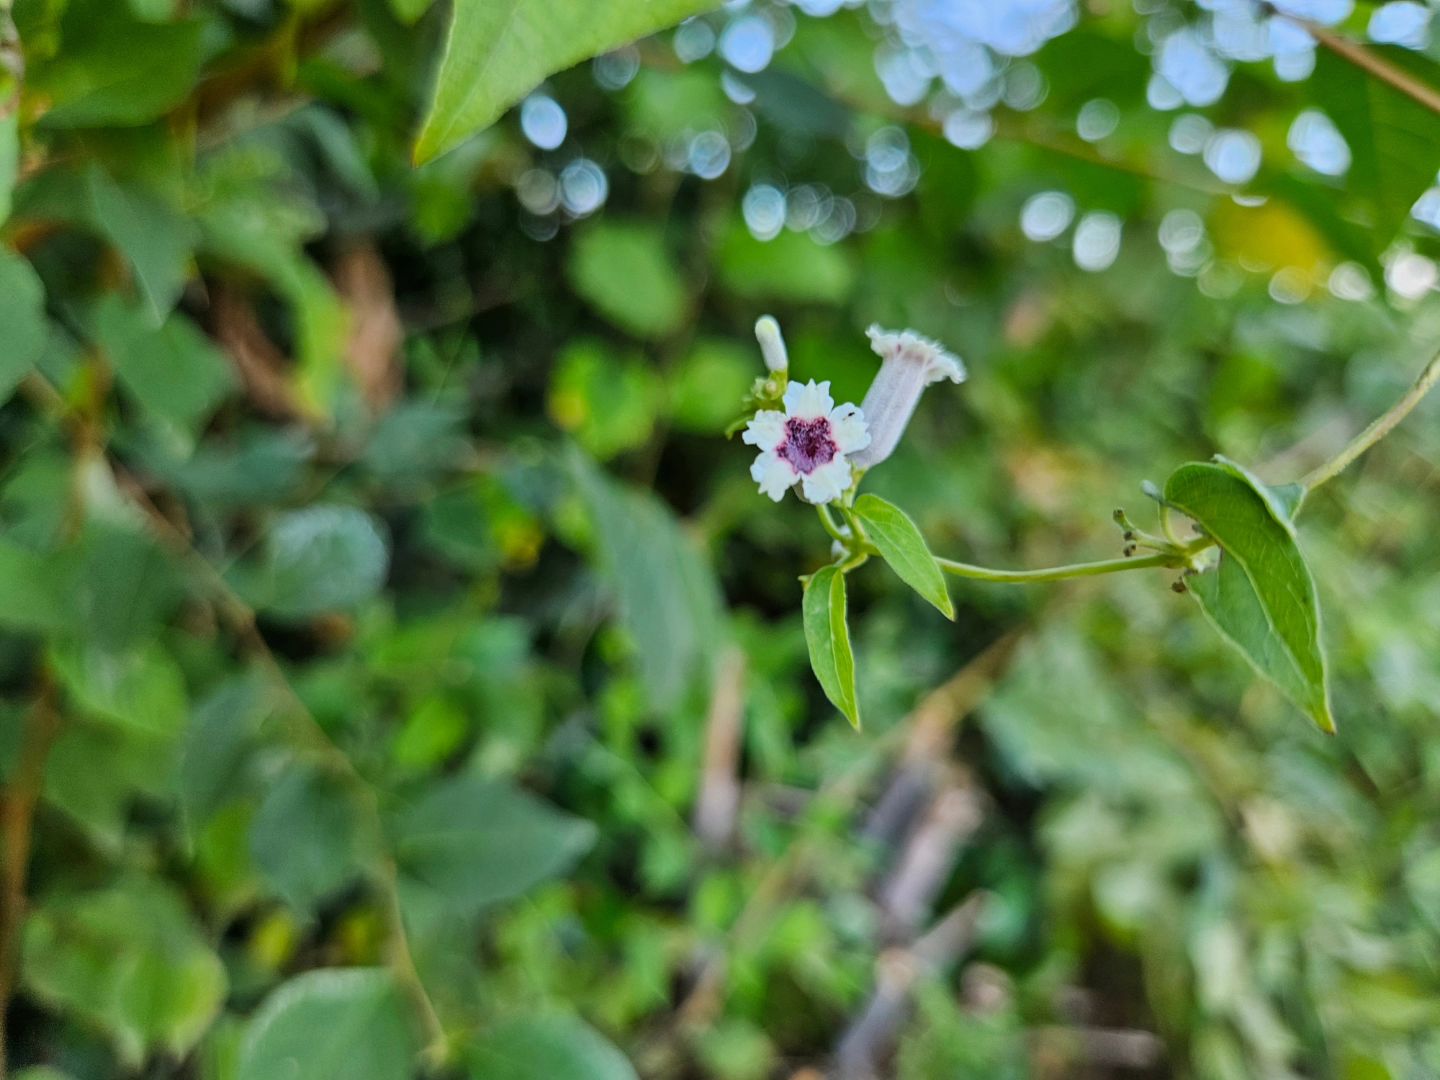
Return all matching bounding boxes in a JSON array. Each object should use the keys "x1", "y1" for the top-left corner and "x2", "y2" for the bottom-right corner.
[
  {"x1": 716, "y1": 220, "x2": 857, "y2": 303},
  {"x1": 1164, "y1": 459, "x2": 1333, "y2": 733},
  {"x1": 414, "y1": 0, "x2": 719, "y2": 162},
  {"x1": 466, "y1": 1013, "x2": 638, "y2": 1080},
  {"x1": 50, "y1": 639, "x2": 188, "y2": 739},
  {"x1": 179, "y1": 676, "x2": 274, "y2": 831},
  {"x1": 0, "y1": 113, "x2": 16, "y2": 226},
  {"x1": 240, "y1": 506, "x2": 390, "y2": 620},
  {"x1": 567, "y1": 223, "x2": 688, "y2": 340},
  {"x1": 22, "y1": 879, "x2": 226, "y2": 1067},
  {"x1": 250, "y1": 761, "x2": 373, "y2": 912},
  {"x1": 391, "y1": 774, "x2": 595, "y2": 914},
  {"x1": 85, "y1": 166, "x2": 196, "y2": 323},
  {"x1": 854, "y1": 493, "x2": 954, "y2": 619},
  {"x1": 90, "y1": 295, "x2": 235, "y2": 452},
  {"x1": 571, "y1": 451, "x2": 723, "y2": 713},
  {"x1": 43, "y1": 719, "x2": 180, "y2": 855},
  {"x1": 0, "y1": 248, "x2": 48, "y2": 403},
  {"x1": 0, "y1": 539, "x2": 71, "y2": 635},
  {"x1": 30, "y1": 0, "x2": 203, "y2": 128},
  {"x1": 802, "y1": 565, "x2": 860, "y2": 729},
  {"x1": 236, "y1": 968, "x2": 417, "y2": 1080},
  {"x1": 1312, "y1": 46, "x2": 1440, "y2": 246}
]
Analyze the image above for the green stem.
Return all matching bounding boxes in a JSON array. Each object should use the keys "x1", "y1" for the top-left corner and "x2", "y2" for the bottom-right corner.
[
  {"x1": 934, "y1": 550, "x2": 1186, "y2": 584},
  {"x1": 1300, "y1": 349, "x2": 1440, "y2": 493},
  {"x1": 815, "y1": 503, "x2": 847, "y2": 545}
]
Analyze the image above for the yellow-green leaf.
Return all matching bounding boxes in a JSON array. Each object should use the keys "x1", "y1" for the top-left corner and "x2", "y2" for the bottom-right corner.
[
  {"x1": 414, "y1": 0, "x2": 721, "y2": 163},
  {"x1": 854, "y1": 493, "x2": 954, "y2": 619},
  {"x1": 803, "y1": 565, "x2": 860, "y2": 729}
]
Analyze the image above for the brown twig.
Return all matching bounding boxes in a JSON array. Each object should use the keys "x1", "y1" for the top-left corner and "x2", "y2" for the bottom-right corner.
[
  {"x1": 0, "y1": 679, "x2": 62, "y2": 1079},
  {"x1": 833, "y1": 893, "x2": 988, "y2": 1080},
  {"x1": 694, "y1": 646, "x2": 747, "y2": 852},
  {"x1": 874, "y1": 771, "x2": 983, "y2": 938},
  {"x1": 1290, "y1": 15, "x2": 1440, "y2": 115}
]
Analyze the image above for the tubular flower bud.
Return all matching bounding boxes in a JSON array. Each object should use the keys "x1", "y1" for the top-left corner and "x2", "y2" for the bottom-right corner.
[
  {"x1": 849, "y1": 325, "x2": 966, "y2": 470},
  {"x1": 743, "y1": 380, "x2": 870, "y2": 504},
  {"x1": 755, "y1": 314, "x2": 789, "y2": 373}
]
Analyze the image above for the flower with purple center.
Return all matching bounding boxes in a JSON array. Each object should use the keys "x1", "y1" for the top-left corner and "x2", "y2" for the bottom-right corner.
[{"x1": 743, "y1": 380, "x2": 870, "y2": 504}]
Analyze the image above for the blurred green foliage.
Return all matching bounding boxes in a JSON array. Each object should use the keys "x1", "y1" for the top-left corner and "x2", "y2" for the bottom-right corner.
[{"x1": 2, "y1": 0, "x2": 1440, "y2": 1078}]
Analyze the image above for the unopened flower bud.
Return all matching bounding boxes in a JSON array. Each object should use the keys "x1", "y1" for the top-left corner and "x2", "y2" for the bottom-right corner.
[
  {"x1": 849, "y1": 325, "x2": 966, "y2": 470},
  {"x1": 755, "y1": 315, "x2": 788, "y2": 374}
]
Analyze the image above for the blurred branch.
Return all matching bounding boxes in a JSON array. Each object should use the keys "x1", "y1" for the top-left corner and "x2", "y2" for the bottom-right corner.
[
  {"x1": 1029, "y1": 1025, "x2": 1165, "y2": 1071},
  {"x1": 1300, "y1": 348, "x2": 1440, "y2": 492},
  {"x1": 694, "y1": 646, "x2": 747, "y2": 852},
  {"x1": 833, "y1": 893, "x2": 988, "y2": 1080},
  {"x1": 1285, "y1": 13, "x2": 1440, "y2": 115},
  {"x1": 0, "y1": 678, "x2": 61, "y2": 1079},
  {"x1": 874, "y1": 771, "x2": 983, "y2": 938},
  {"x1": 673, "y1": 637, "x2": 1020, "y2": 1037}
]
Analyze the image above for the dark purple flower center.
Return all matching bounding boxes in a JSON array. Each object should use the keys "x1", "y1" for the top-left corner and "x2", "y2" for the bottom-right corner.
[{"x1": 779, "y1": 417, "x2": 836, "y2": 475}]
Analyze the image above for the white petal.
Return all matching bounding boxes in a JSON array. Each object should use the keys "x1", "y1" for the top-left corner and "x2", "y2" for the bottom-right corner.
[
  {"x1": 868, "y1": 325, "x2": 966, "y2": 385},
  {"x1": 782, "y1": 378, "x2": 834, "y2": 420},
  {"x1": 750, "y1": 450, "x2": 796, "y2": 501},
  {"x1": 800, "y1": 457, "x2": 851, "y2": 504},
  {"x1": 923, "y1": 351, "x2": 966, "y2": 385},
  {"x1": 828, "y1": 402, "x2": 871, "y2": 454},
  {"x1": 866, "y1": 324, "x2": 904, "y2": 360},
  {"x1": 741, "y1": 409, "x2": 786, "y2": 447}
]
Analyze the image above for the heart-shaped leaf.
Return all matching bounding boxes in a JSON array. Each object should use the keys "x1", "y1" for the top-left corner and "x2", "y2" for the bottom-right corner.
[{"x1": 1164, "y1": 458, "x2": 1333, "y2": 733}]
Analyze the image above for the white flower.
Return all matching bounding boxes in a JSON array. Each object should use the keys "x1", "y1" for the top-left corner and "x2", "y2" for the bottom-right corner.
[
  {"x1": 743, "y1": 380, "x2": 870, "y2": 504},
  {"x1": 849, "y1": 325, "x2": 966, "y2": 470},
  {"x1": 754, "y1": 314, "x2": 788, "y2": 373}
]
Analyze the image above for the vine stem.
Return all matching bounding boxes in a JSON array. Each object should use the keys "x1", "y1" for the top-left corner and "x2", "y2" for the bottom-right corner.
[
  {"x1": 1300, "y1": 349, "x2": 1440, "y2": 493},
  {"x1": 934, "y1": 551, "x2": 1185, "y2": 583}
]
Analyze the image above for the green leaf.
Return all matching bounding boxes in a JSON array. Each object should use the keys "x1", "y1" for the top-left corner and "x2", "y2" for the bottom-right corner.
[
  {"x1": 0, "y1": 539, "x2": 72, "y2": 634},
  {"x1": 240, "y1": 506, "x2": 390, "y2": 620},
  {"x1": 853, "y1": 494, "x2": 954, "y2": 619},
  {"x1": 1164, "y1": 459, "x2": 1333, "y2": 733},
  {"x1": 85, "y1": 166, "x2": 196, "y2": 322},
  {"x1": 250, "y1": 761, "x2": 373, "y2": 912},
  {"x1": 0, "y1": 113, "x2": 17, "y2": 227},
  {"x1": 179, "y1": 676, "x2": 274, "y2": 831},
  {"x1": 0, "y1": 248, "x2": 48, "y2": 404},
  {"x1": 466, "y1": 1013, "x2": 638, "y2": 1080},
  {"x1": 90, "y1": 295, "x2": 235, "y2": 452},
  {"x1": 391, "y1": 774, "x2": 596, "y2": 915},
  {"x1": 414, "y1": 0, "x2": 720, "y2": 163},
  {"x1": 548, "y1": 339, "x2": 662, "y2": 457},
  {"x1": 388, "y1": 0, "x2": 437, "y2": 24},
  {"x1": 22, "y1": 878, "x2": 226, "y2": 1067},
  {"x1": 571, "y1": 451, "x2": 723, "y2": 713},
  {"x1": 51, "y1": 639, "x2": 189, "y2": 740},
  {"x1": 716, "y1": 220, "x2": 857, "y2": 303},
  {"x1": 567, "y1": 222, "x2": 688, "y2": 340},
  {"x1": 29, "y1": 0, "x2": 203, "y2": 128},
  {"x1": 802, "y1": 565, "x2": 860, "y2": 729},
  {"x1": 1312, "y1": 46, "x2": 1440, "y2": 246},
  {"x1": 236, "y1": 968, "x2": 417, "y2": 1080},
  {"x1": 43, "y1": 719, "x2": 178, "y2": 855}
]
